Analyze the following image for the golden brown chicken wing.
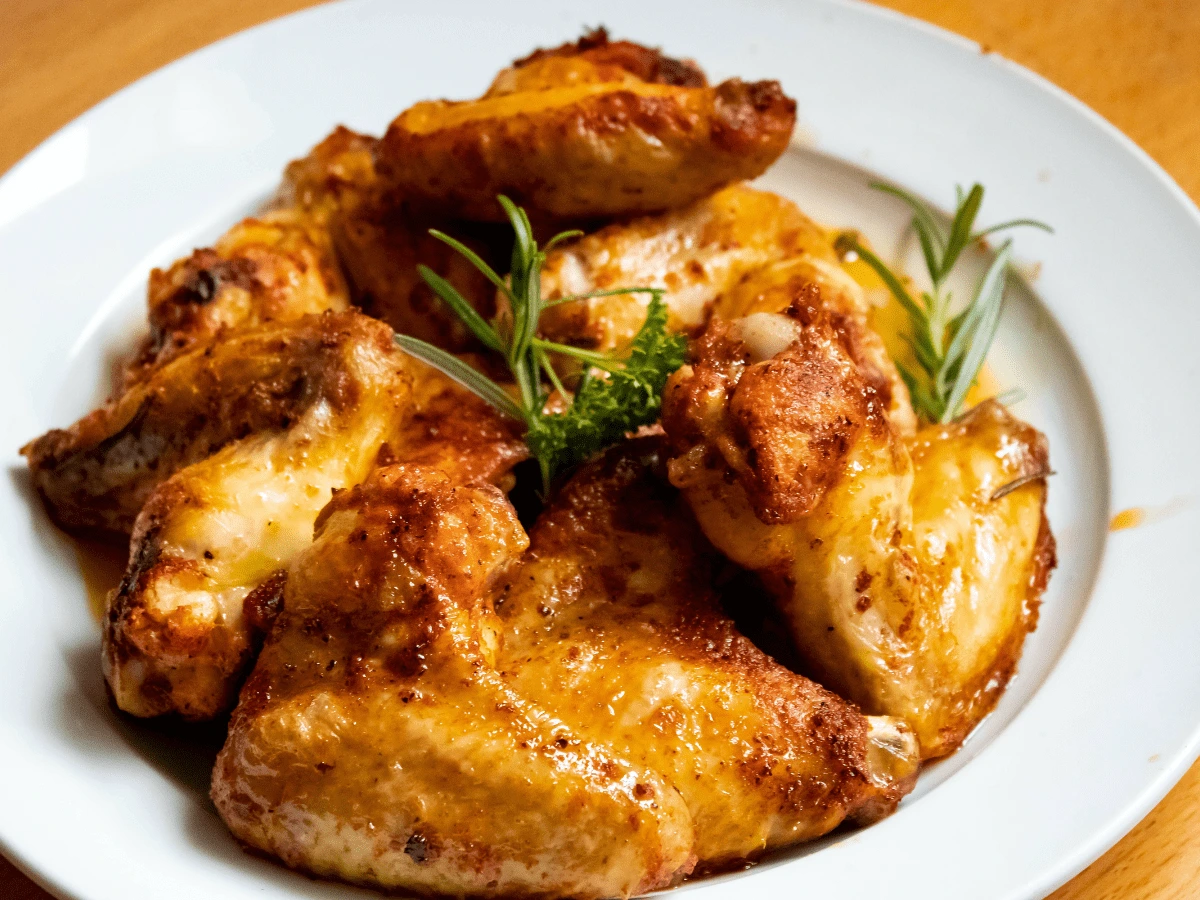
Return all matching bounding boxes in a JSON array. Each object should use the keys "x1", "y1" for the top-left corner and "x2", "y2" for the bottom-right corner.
[
  {"x1": 93, "y1": 315, "x2": 526, "y2": 721},
  {"x1": 537, "y1": 186, "x2": 830, "y2": 343},
  {"x1": 103, "y1": 311, "x2": 414, "y2": 719},
  {"x1": 493, "y1": 439, "x2": 919, "y2": 868},
  {"x1": 125, "y1": 211, "x2": 349, "y2": 386},
  {"x1": 273, "y1": 124, "x2": 378, "y2": 225},
  {"x1": 378, "y1": 57, "x2": 795, "y2": 222},
  {"x1": 25, "y1": 311, "x2": 382, "y2": 539},
  {"x1": 121, "y1": 127, "x2": 377, "y2": 387},
  {"x1": 213, "y1": 464, "x2": 695, "y2": 898},
  {"x1": 662, "y1": 310, "x2": 1055, "y2": 758}
]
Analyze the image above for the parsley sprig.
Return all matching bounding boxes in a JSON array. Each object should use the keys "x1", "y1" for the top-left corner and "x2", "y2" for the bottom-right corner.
[
  {"x1": 836, "y1": 183, "x2": 1051, "y2": 424},
  {"x1": 394, "y1": 196, "x2": 687, "y2": 494}
]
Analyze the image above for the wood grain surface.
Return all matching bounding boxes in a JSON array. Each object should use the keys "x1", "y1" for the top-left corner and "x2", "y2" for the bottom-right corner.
[{"x1": 2, "y1": 1, "x2": 1198, "y2": 897}]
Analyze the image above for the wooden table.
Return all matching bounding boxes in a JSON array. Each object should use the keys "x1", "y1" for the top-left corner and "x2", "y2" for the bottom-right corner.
[{"x1": 2, "y1": 1, "x2": 1198, "y2": 897}]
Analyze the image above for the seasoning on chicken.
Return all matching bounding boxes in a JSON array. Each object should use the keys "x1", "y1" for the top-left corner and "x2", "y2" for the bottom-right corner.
[{"x1": 663, "y1": 306, "x2": 1054, "y2": 758}]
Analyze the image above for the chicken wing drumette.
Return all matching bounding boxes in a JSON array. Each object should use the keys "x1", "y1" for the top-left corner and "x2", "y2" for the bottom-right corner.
[{"x1": 662, "y1": 303, "x2": 1055, "y2": 758}]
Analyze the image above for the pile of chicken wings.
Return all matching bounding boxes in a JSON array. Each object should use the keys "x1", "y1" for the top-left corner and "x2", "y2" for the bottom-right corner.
[{"x1": 23, "y1": 30, "x2": 1054, "y2": 899}]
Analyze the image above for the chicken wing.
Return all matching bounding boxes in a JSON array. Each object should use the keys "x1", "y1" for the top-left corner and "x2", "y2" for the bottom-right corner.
[
  {"x1": 120, "y1": 128, "x2": 377, "y2": 387},
  {"x1": 96, "y1": 314, "x2": 527, "y2": 720},
  {"x1": 25, "y1": 311, "x2": 383, "y2": 539},
  {"x1": 378, "y1": 50, "x2": 795, "y2": 222},
  {"x1": 126, "y1": 210, "x2": 349, "y2": 386},
  {"x1": 102, "y1": 311, "x2": 414, "y2": 718},
  {"x1": 493, "y1": 438, "x2": 919, "y2": 868},
  {"x1": 538, "y1": 185, "x2": 915, "y2": 428},
  {"x1": 213, "y1": 465, "x2": 695, "y2": 899},
  {"x1": 273, "y1": 124, "x2": 378, "y2": 226},
  {"x1": 662, "y1": 311, "x2": 1055, "y2": 758}
]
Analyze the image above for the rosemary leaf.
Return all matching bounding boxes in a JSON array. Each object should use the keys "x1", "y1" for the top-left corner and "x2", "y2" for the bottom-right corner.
[
  {"x1": 418, "y1": 265, "x2": 504, "y2": 352},
  {"x1": 942, "y1": 241, "x2": 1012, "y2": 422},
  {"x1": 393, "y1": 334, "x2": 526, "y2": 422}
]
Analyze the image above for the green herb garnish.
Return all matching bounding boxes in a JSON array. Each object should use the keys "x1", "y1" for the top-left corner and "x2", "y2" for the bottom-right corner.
[
  {"x1": 835, "y1": 183, "x2": 1051, "y2": 424},
  {"x1": 394, "y1": 196, "x2": 687, "y2": 494}
]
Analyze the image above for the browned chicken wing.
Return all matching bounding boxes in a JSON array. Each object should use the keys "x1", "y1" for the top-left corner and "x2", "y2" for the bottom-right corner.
[
  {"x1": 213, "y1": 465, "x2": 695, "y2": 898},
  {"x1": 273, "y1": 124, "x2": 378, "y2": 225},
  {"x1": 378, "y1": 40, "x2": 795, "y2": 222},
  {"x1": 536, "y1": 184, "x2": 914, "y2": 429},
  {"x1": 493, "y1": 439, "x2": 919, "y2": 868},
  {"x1": 102, "y1": 311, "x2": 414, "y2": 719},
  {"x1": 120, "y1": 127, "x2": 375, "y2": 387},
  {"x1": 25, "y1": 311, "x2": 382, "y2": 539},
  {"x1": 663, "y1": 309, "x2": 1055, "y2": 758},
  {"x1": 124, "y1": 211, "x2": 349, "y2": 386}
]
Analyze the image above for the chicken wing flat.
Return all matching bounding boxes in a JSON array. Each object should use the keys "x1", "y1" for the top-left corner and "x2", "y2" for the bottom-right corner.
[
  {"x1": 378, "y1": 44, "x2": 795, "y2": 222},
  {"x1": 213, "y1": 465, "x2": 695, "y2": 899},
  {"x1": 662, "y1": 310, "x2": 1055, "y2": 758},
  {"x1": 25, "y1": 310, "x2": 384, "y2": 539},
  {"x1": 493, "y1": 439, "x2": 919, "y2": 868}
]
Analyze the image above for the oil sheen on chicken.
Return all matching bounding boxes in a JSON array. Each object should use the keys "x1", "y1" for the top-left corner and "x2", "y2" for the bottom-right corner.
[
  {"x1": 663, "y1": 307, "x2": 1055, "y2": 758},
  {"x1": 378, "y1": 44, "x2": 795, "y2": 222},
  {"x1": 213, "y1": 465, "x2": 695, "y2": 899},
  {"x1": 493, "y1": 439, "x2": 919, "y2": 868}
]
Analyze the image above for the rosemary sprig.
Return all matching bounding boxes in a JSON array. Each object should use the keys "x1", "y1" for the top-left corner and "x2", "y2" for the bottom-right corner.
[
  {"x1": 835, "y1": 183, "x2": 1051, "y2": 424},
  {"x1": 394, "y1": 196, "x2": 687, "y2": 494}
]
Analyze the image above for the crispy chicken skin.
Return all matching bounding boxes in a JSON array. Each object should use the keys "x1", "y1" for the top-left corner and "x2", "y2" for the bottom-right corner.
[
  {"x1": 378, "y1": 51, "x2": 795, "y2": 222},
  {"x1": 714, "y1": 254, "x2": 917, "y2": 436},
  {"x1": 122, "y1": 127, "x2": 376, "y2": 387},
  {"x1": 103, "y1": 312, "x2": 415, "y2": 719},
  {"x1": 213, "y1": 465, "x2": 695, "y2": 899},
  {"x1": 274, "y1": 124, "x2": 378, "y2": 225},
  {"x1": 90, "y1": 313, "x2": 524, "y2": 721},
  {"x1": 25, "y1": 311, "x2": 385, "y2": 540},
  {"x1": 486, "y1": 28, "x2": 706, "y2": 95},
  {"x1": 127, "y1": 211, "x2": 349, "y2": 386},
  {"x1": 391, "y1": 359, "x2": 528, "y2": 489},
  {"x1": 493, "y1": 439, "x2": 919, "y2": 868},
  {"x1": 662, "y1": 311, "x2": 1055, "y2": 758},
  {"x1": 537, "y1": 184, "x2": 914, "y2": 429}
]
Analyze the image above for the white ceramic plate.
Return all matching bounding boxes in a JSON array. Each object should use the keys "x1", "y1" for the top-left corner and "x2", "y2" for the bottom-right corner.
[{"x1": 2, "y1": 1, "x2": 1199, "y2": 898}]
